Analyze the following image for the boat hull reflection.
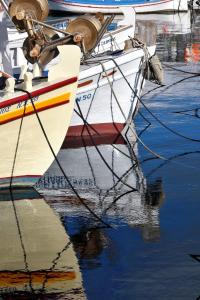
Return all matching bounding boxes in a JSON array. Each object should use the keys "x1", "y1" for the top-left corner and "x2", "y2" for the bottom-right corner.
[
  {"x1": 0, "y1": 189, "x2": 86, "y2": 299},
  {"x1": 36, "y1": 142, "x2": 164, "y2": 240}
]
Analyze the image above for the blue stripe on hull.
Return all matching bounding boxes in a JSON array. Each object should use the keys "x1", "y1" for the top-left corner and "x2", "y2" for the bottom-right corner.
[
  {"x1": 0, "y1": 176, "x2": 40, "y2": 189},
  {"x1": 53, "y1": 0, "x2": 163, "y2": 5},
  {"x1": 0, "y1": 187, "x2": 40, "y2": 201}
]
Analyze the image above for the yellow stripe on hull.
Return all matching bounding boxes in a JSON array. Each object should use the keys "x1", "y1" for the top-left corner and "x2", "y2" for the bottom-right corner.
[{"x1": 0, "y1": 93, "x2": 71, "y2": 125}]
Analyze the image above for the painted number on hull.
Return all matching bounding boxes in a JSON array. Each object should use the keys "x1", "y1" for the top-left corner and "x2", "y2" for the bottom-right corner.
[
  {"x1": 17, "y1": 96, "x2": 39, "y2": 108},
  {"x1": 100, "y1": 38, "x2": 112, "y2": 46},
  {"x1": 0, "y1": 106, "x2": 10, "y2": 114},
  {"x1": 76, "y1": 93, "x2": 92, "y2": 102},
  {"x1": 0, "y1": 96, "x2": 39, "y2": 115}
]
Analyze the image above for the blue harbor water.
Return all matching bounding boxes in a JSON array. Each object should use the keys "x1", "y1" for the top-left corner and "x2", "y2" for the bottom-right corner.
[{"x1": 1, "y1": 10, "x2": 200, "y2": 300}]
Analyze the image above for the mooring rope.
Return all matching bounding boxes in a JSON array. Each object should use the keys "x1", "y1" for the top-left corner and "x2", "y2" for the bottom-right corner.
[
  {"x1": 110, "y1": 57, "x2": 200, "y2": 143},
  {"x1": 75, "y1": 101, "x2": 138, "y2": 191},
  {"x1": 9, "y1": 103, "x2": 82, "y2": 295},
  {"x1": 39, "y1": 240, "x2": 72, "y2": 293},
  {"x1": 14, "y1": 87, "x2": 112, "y2": 229},
  {"x1": 97, "y1": 59, "x2": 167, "y2": 161},
  {"x1": 85, "y1": 55, "x2": 167, "y2": 163},
  {"x1": 9, "y1": 97, "x2": 34, "y2": 293},
  {"x1": 162, "y1": 63, "x2": 200, "y2": 75},
  {"x1": 140, "y1": 150, "x2": 200, "y2": 180}
]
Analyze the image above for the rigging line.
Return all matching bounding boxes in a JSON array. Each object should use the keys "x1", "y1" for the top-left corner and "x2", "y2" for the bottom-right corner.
[
  {"x1": 109, "y1": 66, "x2": 174, "y2": 163},
  {"x1": 137, "y1": 122, "x2": 152, "y2": 139},
  {"x1": 99, "y1": 148, "x2": 138, "y2": 201},
  {"x1": 75, "y1": 100, "x2": 138, "y2": 191},
  {"x1": 173, "y1": 107, "x2": 200, "y2": 115},
  {"x1": 107, "y1": 30, "x2": 121, "y2": 52},
  {"x1": 123, "y1": 125, "x2": 139, "y2": 158},
  {"x1": 98, "y1": 60, "x2": 135, "y2": 125},
  {"x1": 162, "y1": 62, "x2": 200, "y2": 75},
  {"x1": 110, "y1": 64, "x2": 116, "y2": 128},
  {"x1": 75, "y1": 69, "x2": 135, "y2": 159},
  {"x1": 82, "y1": 73, "x2": 101, "y2": 131},
  {"x1": 117, "y1": 164, "x2": 138, "y2": 192},
  {"x1": 102, "y1": 189, "x2": 137, "y2": 216},
  {"x1": 75, "y1": 102, "x2": 137, "y2": 190},
  {"x1": 39, "y1": 241, "x2": 72, "y2": 294},
  {"x1": 74, "y1": 107, "x2": 134, "y2": 160},
  {"x1": 98, "y1": 60, "x2": 167, "y2": 161},
  {"x1": 173, "y1": 111, "x2": 200, "y2": 119},
  {"x1": 87, "y1": 140, "x2": 138, "y2": 211},
  {"x1": 112, "y1": 143, "x2": 138, "y2": 160},
  {"x1": 110, "y1": 58, "x2": 200, "y2": 143},
  {"x1": 140, "y1": 149, "x2": 200, "y2": 173},
  {"x1": 80, "y1": 56, "x2": 173, "y2": 165},
  {"x1": 100, "y1": 162, "x2": 138, "y2": 203},
  {"x1": 14, "y1": 87, "x2": 111, "y2": 229},
  {"x1": 83, "y1": 138, "x2": 97, "y2": 188},
  {"x1": 82, "y1": 61, "x2": 125, "y2": 142},
  {"x1": 122, "y1": 124, "x2": 141, "y2": 170},
  {"x1": 142, "y1": 73, "x2": 200, "y2": 101},
  {"x1": 111, "y1": 147, "x2": 117, "y2": 197},
  {"x1": 190, "y1": 254, "x2": 200, "y2": 263},
  {"x1": 144, "y1": 150, "x2": 200, "y2": 179},
  {"x1": 9, "y1": 97, "x2": 34, "y2": 293},
  {"x1": 108, "y1": 64, "x2": 128, "y2": 145},
  {"x1": 138, "y1": 110, "x2": 152, "y2": 125},
  {"x1": 141, "y1": 84, "x2": 164, "y2": 99},
  {"x1": 140, "y1": 156, "x2": 159, "y2": 164}
]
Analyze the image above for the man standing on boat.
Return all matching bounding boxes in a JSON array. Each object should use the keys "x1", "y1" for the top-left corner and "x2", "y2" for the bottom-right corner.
[{"x1": 0, "y1": 3, "x2": 12, "y2": 76}]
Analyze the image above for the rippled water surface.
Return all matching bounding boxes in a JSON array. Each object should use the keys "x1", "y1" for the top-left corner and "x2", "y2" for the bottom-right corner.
[{"x1": 1, "y1": 9, "x2": 200, "y2": 300}]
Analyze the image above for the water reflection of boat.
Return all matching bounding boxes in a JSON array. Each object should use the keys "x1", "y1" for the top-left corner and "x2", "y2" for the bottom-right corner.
[
  {"x1": 136, "y1": 11, "x2": 191, "y2": 34},
  {"x1": 36, "y1": 141, "x2": 164, "y2": 241},
  {"x1": 188, "y1": 0, "x2": 200, "y2": 9},
  {"x1": 147, "y1": 11, "x2": 195, "y2": 61},
  {"x1": 0, "y1": 188, "x2": 86, "y2": 299},
  {"x1": 184, "y1": 14, "x2": 200, "y2": 62},
  {"x1": 184, "y1": 43, "x2": 200, "y2": 62}
]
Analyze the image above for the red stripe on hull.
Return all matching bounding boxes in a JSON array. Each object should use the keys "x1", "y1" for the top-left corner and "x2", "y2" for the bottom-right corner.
[
  {"x1": 63, "y1": 123, "x2": 126, "y2": 148},
  {"x1": 0, "y1": 77, "x2": 77, "y2": 109},
  {"x1": 78, "y1": 79, "x2": 93, "y2": 88}
]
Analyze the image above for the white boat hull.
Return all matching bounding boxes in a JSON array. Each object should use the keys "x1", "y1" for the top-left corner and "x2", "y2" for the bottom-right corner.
[
  {"x1": 0, "y1": 45, "x2": 81, "y2": 188},
  {"x1": 136, "y1": 11, "x2": 191, "y2": 34},
  {"x1": 49, "y1": 0, "x2": 188, "y2": 13},
  {"x1": 67, "y1": 45, "x2": 156, "y2": 141},
  {"x1": 5, "y1": 20, "x2": 155, "y2": 143}
]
